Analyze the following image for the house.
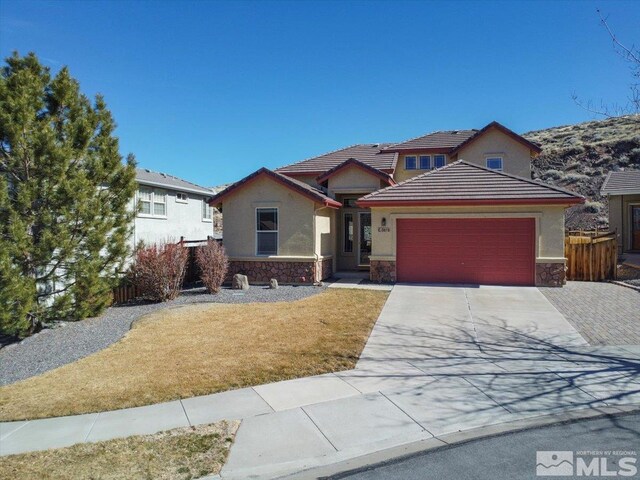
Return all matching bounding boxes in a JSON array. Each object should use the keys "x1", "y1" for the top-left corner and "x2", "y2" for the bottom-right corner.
[
  {"x1": 210, "y1": 122, "x2": 584, "y2": 287},
  {"x1": 132, "y1": 168, "x2": 215, "y2": 249},
  {"x1": 600, "y1": 170, "x2": 640, "y2": 254}
]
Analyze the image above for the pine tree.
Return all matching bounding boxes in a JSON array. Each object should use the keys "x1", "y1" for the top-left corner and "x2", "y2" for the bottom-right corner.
[{"x1": 0, "y1": 52, "x2": 137, "y2": 336}]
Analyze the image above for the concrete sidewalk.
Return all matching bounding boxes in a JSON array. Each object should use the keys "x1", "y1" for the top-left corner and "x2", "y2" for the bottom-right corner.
[{"x1": 2, "y1": 285, "x2": 640, "y2": 480}]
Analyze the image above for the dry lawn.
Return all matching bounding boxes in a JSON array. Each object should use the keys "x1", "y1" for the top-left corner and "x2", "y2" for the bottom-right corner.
[
  {"x1": 0, "y1": 420, "x2": 238, "y2": 480},
  {"x1": 0, "y1": 289, "x2": 388, "y2": 421}
]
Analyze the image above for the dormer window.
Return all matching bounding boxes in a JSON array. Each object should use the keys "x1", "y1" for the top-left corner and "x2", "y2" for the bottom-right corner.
[
  {"x1": 419, "y1": 155, "x2": 431, "y2": 170},
  {"x1": 434, "y1": 155, "x2": 446, "y2": 168},
  {"x1": 405, "y1": 156, "x2": 417, "y2": 170},
  {"x1": 486, "y1": 157, "x2": 503, "y2": 171}
]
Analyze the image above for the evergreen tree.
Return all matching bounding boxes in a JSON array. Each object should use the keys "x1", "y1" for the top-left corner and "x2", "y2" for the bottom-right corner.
[{"x1": 0, "y1": 52, "x2": 137, "y2": 336}]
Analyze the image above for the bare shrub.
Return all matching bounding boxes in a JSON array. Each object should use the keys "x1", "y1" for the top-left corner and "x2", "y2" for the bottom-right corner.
[
  {"x1": 131, "y1": 242, "x2": 188, "y2": 302},
  {"x1": 195, "y1": 240, "x2": 228, "y2": 294}
]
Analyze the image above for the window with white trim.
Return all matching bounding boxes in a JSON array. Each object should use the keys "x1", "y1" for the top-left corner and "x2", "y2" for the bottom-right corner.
[
  {"x1": 405, "y1": 156, "x2": 417, "y2": 170},
  {"x1": 137, "y1": 187, "x2": 167, "y2": 217},
  {"x1": 486, "y1": 157, "x2": 503, "y2": 171},
  {"x1": 256, "y1": 208, "x2": 278, "y2": 255},
  {"x1": 434, "y1": 154, "x2": 446, "y2": 168},
  {"x1": 176, "y1": 192, "x2": 188, "y2": 203},
  {"x1": 419, "y1": 155, "x2": 431, "y2": 170},
  {"x1": 202, "y1": 200, "x2": 213, "y2": 221}
]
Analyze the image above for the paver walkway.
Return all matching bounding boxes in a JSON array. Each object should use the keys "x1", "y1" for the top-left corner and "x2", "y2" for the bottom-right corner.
[
  {"x1": 1, "y1": 285, "x2": 639, "y2": 480},
  {"x1": 541, "y1": 281, "x2": 640, "y2": 345}
]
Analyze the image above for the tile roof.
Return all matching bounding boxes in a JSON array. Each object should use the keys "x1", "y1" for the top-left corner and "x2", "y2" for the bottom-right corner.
[
  {"x1": 600, "y1": 170, "x2": 640, "y2": 195},
  {"x1": 357, "y1": 161, "x2": 584, "y2": 206},
  {"x1": 136, "y1": 168, "x2": 213, "y2": 196},
  {"x1": 382, "y1": 130, "x2": 478, "y2": 151},
  {"x1": 316, "y1": 158, "x2": 395, "y2": 185},
  {"x1": 208, "y1": 167, "x2": 341, "y2": 208},
  {"x1": 275, "y1": 144, "x2": 397, "y2": 175}
]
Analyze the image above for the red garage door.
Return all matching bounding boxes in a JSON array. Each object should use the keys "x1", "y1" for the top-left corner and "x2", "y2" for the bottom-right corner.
[{"x1": 396, "y1": 218, "x2": 535, "y2": 286}]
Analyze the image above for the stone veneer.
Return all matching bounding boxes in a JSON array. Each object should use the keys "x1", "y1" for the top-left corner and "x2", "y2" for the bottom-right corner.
[
  {"x1": 535, "y1": 262, "x2": 566, "y2": 287},
  {"x1": 227, "y1": 259, "x2": 333, "y2": 285},
  {"x1": 370, "y1": 260, "x2": 396, "y2": 283}
]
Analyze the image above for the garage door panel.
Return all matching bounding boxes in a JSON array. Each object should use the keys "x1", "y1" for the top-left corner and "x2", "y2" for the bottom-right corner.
[{"x1": 396, "y1": 218, "x2": 535, "y2": 286}]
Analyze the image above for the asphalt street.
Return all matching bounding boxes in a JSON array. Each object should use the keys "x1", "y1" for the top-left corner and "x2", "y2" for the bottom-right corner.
[{"x1": 331, "y1": 413, "x2": 640, "y2": 480}]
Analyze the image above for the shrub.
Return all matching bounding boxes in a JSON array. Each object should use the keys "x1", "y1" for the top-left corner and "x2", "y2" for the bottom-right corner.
[
  {"x1": 195, "y1": 240, "x2": 228, "y2": 294},
  {"x1": 131, "y1": 242, "x2": 188, "y2": 302}
]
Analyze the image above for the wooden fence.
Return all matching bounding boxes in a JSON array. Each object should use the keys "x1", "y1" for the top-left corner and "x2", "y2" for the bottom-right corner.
[
  {"x1": 565, "y1": 231, "x2": 618, "y2": 281},
  {"x1": 112, "y1": 281, "x2": 140, "y2": 304}
]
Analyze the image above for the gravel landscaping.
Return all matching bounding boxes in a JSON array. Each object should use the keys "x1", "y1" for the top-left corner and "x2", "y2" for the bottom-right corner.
[{"x1": 0, "y1": 284, "x2": 325, "y2": 386}]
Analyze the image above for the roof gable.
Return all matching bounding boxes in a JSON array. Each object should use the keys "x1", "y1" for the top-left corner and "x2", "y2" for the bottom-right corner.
[
  {"x1": 382, "y1": 130, "x2": 478, "y2": 152},
  {"x1": 450, "y1": 121, "x2": 542, "y2": 155},
  {"x1": 275, "y1": 144, "x2": 397, "y2": 176},
  {"x1": 208, "y1": 167, "x2": 341, "y2": 208},
  {"x1": 357, "y1": 160, "x2": 583, "y2": 207},
  {"x1": 316, "y1": 158, "x2": 396, "y2": 186},
  {"x1": 601, "y1": 170, "x2": 640, "y2": 195}
]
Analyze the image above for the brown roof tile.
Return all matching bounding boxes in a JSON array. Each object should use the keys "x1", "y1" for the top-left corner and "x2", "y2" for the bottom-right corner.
[
  {"x1": 275, "y1": 144, "x2": 397, "y2": 175},
  {"x1": 600, "y1": 170, "x2": 640, "y2": 195},
  {"x1": 316, "y1": 158, "x2": 395, "y2": 185},
  {"x1": 357, "y1": 161, "x2": 584, "y2": 206},
  {"x1": 382, "y1": 130, "x2": 478, "y2": 152}
]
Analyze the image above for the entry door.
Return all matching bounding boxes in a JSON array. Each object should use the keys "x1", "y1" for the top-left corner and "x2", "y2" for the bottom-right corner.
[
  {"x1": 359, "y1": 212, "x2": 372, "y2": 266},
  {"x1": 633, "y1": 206, "x2": 640, "y2": 250}
]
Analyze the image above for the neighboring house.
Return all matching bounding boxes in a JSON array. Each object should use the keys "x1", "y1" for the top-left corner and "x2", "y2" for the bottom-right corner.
[
  {"x1": 600, "y1": 170, "x2": 640, "y2": 254},
  {"x1": 132, "y1": 168, "x2": 215, "y2": 249},
  {"x1": 210, "y1": 121, "x2": 584, "y2": 287}
]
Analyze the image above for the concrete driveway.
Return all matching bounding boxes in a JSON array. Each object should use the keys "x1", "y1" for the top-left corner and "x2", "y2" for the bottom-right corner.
[
  {"x1": 3, "y1": 284, "x2": 639, "y2": 479},
  {"x1": 220, "y1": 285, "x2": 640, "y2": 479}
]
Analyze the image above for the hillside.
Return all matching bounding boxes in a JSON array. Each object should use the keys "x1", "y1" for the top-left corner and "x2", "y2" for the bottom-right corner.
[{"x1": 524, "y1": 115, "x2": 640, "y2": 230}]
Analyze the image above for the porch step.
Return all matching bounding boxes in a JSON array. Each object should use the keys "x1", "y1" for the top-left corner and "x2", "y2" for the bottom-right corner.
[{"x1": 333, "y1": 271, "x2": 369, "y2": 280}]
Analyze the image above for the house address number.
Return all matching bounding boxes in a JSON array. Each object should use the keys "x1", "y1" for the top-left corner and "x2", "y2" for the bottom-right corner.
[{"x1": 377, "y1": 227, "x2": 391, "y2": 232}]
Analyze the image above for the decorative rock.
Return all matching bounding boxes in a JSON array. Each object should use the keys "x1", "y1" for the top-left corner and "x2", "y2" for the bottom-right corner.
[
  {"x1": 226, "y1": 259, "x2": 332, "y2": 284},
  {"x1": 232, "y1": 273, "x2": 250, "y2": 290},
  {"x1": 370, "y1": 260, "x2": 396, "y2": 283},
  {"x1": 269, "y1": 278, "x2": 279, "y2": 289},
  {"x1": 535, "y1": 263, "x2": 566, "y2": 287}
]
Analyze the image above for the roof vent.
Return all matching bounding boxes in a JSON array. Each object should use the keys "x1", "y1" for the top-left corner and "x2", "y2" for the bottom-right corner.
[
  {"x1": 372, "y1": 144, "x2": 379, "y2": 148},
  {"x1": 452, "y1": 130, "x2": 459, "y2": 134}
]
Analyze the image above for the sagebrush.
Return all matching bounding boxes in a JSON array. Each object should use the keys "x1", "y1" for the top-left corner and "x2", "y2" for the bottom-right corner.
[
  {"x1": 195, "y1": 240, "x2": 228, "y2": 293},
  {"x1": 131, "y1": 242, "x2": 188, "y2": 301}
]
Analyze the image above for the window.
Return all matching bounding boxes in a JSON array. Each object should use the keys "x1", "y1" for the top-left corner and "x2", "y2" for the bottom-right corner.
[
  {"x1": 202, "y1": 200, "x2": 213, "y2": 221},
  {"x1": 434, "y1": 155, "x2": 446, "y2": 168},
  {"x1": 486, "y1": 157, "x2": 503, "y2": 171},
  {"x1": 405, "y1": 156, "x2": 417, "y2": 170},
  {"x1": 342, "y1": 197, "x2": 358, "y2": 208},
  {"x1": 137, "y1": 187, "x2": 166, "y2": 217},
  {"x1": 176, "y1": 192, "x2": 188, "y2": 203},
  {"x1": 256, "y1": 208, "x2": 278, "y2": 255},
  {"x1": 419, "y1": 155, "x2": 431, "y2": 170},
  {"x1": 343, "y1": 213, "x2": 354, "y2": 253}
]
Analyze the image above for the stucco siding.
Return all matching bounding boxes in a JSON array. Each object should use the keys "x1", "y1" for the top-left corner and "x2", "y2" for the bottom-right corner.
[
  {"x1": 221, "y1": 176, "x2": 316, "y2": 258},
  {"x1": 608, "y1": 194, "x2": 640, "y2": 252},
  {"x1": 131, "y1": 190, "x2": 213, "y2": 249},
  {"x1": 315, "y1": 207, "x2": 334, "y2": 257},
  {"x1": 327, "y1": 167, "x2": 382, "y2": 195},
  {"x1": 454, "y1": 129, "x2": 532, "y2": 178},
  {"x1": 369, "y1": 204, "x2": 566, "y2": 261}
]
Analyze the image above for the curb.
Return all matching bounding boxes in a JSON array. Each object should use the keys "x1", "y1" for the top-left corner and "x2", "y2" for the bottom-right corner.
[
  {"x1": 278, "y1": 404, "x2": 640, "y2": 480},
  {"x1": 610, "y1": 280, "x2": 640, "y2": 293}
]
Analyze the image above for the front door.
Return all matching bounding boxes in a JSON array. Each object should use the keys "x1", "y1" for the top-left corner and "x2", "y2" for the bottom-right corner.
[
  {"x1": 359, "y1": 212, "x2": 372, "y2": 266},
  {"x1": 633, "y1": 206, "x2": 640, "y2": 250}
]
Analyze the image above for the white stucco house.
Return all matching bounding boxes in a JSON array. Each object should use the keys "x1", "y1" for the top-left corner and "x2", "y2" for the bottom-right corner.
[{"x1": 132, "y1": 168, "x2": 217, "y2": 249}]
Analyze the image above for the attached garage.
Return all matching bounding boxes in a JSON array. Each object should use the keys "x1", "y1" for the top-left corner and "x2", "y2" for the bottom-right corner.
[
  {"x1": 358, "y1": 161, "x2": 585, "y2": 287},
  {"x1": 396, "y1": 217, "x2": 535, "y2": 285}
]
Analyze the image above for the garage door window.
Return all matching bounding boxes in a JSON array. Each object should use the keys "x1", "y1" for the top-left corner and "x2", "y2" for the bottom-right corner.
[{"x1": 256, "y1": 208, "x2": 278, "y2": 255}]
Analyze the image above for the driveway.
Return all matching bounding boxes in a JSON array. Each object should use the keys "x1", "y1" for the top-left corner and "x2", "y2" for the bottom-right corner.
[{"x1": 3, "y1": 285, "x2": 639, "y2": 480}]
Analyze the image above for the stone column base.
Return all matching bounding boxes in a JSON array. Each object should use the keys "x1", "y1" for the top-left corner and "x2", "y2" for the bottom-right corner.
[
  {"x1": 370, "y1": 260, "x2": 396, "y2": 283},
  {"x1": 227, "y1": 259, "x2": 332, "y2": 285},
  {"x1": 535, "y1": 262, "x2": 566, "y2": 287}
]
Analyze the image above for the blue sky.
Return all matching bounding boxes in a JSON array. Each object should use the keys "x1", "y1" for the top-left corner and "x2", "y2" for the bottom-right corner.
[{"x1": 1, "y1": 1, "x2": 639, "y2": 186}]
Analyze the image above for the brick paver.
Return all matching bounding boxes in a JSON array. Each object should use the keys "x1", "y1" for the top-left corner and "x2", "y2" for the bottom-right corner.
[{"x1": 540, "y1": 282, "x2": 640, "y2": 346}]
